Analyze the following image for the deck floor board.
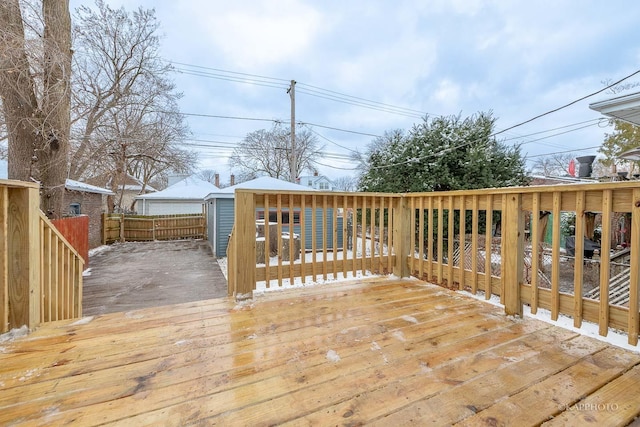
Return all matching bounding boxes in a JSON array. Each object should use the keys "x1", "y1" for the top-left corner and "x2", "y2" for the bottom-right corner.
[{"x1": 1, "y1": 278, "x2": 638, "y2": 426}]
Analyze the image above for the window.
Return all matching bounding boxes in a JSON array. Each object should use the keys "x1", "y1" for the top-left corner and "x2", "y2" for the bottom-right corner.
[
  {"x1": 256, "y1": 210, "x2": 300, "y2": 225},
  {"x1": 319, "y1": 182, "x2": 329, "y2": 190},
  {"x1": 69, "y1": 203, "x2": 81, "y2": 215}
]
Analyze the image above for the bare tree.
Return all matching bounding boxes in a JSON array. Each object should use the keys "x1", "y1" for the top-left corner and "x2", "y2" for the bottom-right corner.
[
  {"x1": 230, "y1": 124, "x2": 322, "y2": 181},
  {"x1": 197, "y1": 169, "x2": 220, "y2": 185},
  {"x1": 68, "y1": 0, "x2": 194, "y2": 205},
  {"x1": 0, "y1": 0, "x2": 71, "y2": 217},
  {"x1": 333, "y1": 175, "x2": 357, "y2": 192},
  {"x1": 529, "y1": 153, "x2": 576, "y2": 177}
]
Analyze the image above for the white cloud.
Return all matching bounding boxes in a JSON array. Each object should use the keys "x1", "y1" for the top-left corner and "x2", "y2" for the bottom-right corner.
[
  {"x1": 193, "y1": 0, "x2": 323, "y2": 69},
  {"x1": 431, "y1": 79, "x2": 462, "y2": 111}
]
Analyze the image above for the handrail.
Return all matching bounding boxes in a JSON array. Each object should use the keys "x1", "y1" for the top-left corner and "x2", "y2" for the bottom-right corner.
[
  {"x1": 39, "y1": 212, "x2": 84, "y2": 323},
  {"x1": 405, "y1": 181, "x2": 640, "y2": 347},
  {"x1": 0, "y1": 181, "x2": 84, "y2": 333},
  {"x1": 231, "y1": 181, "x2": 640, "y2": 347},
  {"x1": 230, "y1": 190, "x2": 406, "y2": 298}
]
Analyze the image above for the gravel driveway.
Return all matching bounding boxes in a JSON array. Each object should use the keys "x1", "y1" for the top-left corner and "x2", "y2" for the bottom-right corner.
[{"x1": 82, "y1": 240, "x2": 227, "y2": 316}]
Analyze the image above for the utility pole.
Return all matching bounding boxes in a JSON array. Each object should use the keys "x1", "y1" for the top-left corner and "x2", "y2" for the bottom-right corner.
[{"x1": 287, "y1": 80, "x2": 296, "y2": 183}]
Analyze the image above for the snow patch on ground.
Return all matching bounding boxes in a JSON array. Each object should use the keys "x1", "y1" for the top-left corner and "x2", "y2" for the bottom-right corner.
[
  {"x1": 0, "y1": 325, "x2": 29, "y2": 343},
  {"x1": 82, "y1": 268, "x2": 92, "y2": 277},
  {"x1": 401, "y1": 315, "x2": 418, "y2": 324},
  {"x1": 175, "y1": 340, "x2": 190, "y2": 346},
  {"x1": 370, "y1": 341, "x2": 381, "y2": 351},
  {"x1": 125, "y1": 311, "x2": 144, "y2": 319},
  {"x1": 392, "y1": 330, "x2": 406, "y2": 342},
  {"x1": 326, "y1": 349, "x2": 341, "y2": 362},
  {"x1": 19, "y1": 368, "x2": 39, "y2": 382},
  {"x1": 89, "y1": 245, "x2": 112, "y2": 257},
  {"x1": 70, "y1": 316, "x2": 94, "y2": 326},
  {"x1": 459, "y1": 289, "x2": 640, "y2": 353}
]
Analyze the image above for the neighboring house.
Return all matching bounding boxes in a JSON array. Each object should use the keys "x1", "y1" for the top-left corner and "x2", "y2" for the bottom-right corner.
[
  {"x1": 298, "y1": 172, "x2": 335, "y2": 191},
  {"x1": 0, "y1": 160, "x2": 113, "y2": 248},
  {"x1": 204, "y1": 176, "x2": 342, "y2": 257},
  {"x1": 111, "y1": 174, "x2": 157, "y2": 213},
  {"x1": 589, "y1": 91, "x2": 640, "y2": 126},
  {"x1": 63, "y1": 179, "x2": 114, "y2": 248},
  {"x1": 135, "y1": 175, "x2": 218, "y2": 215},
  {"x1": 86, "y1": 173, "x2": 156, "y2": 213}
]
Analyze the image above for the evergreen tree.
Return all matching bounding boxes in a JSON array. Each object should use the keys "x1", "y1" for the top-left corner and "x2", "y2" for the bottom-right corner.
[{"x1": 358, "y1": 112, "x2": 529, "y2": 193}]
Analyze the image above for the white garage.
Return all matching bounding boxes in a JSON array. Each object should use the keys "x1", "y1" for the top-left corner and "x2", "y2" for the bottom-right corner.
[{"x1": 135, "y1": 175, "x2": 219, "y2": 215}]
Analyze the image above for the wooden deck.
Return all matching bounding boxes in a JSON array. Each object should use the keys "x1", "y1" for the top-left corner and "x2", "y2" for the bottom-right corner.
[{"x1": 1, "y1": 278, "x2": 639, "y2": 426}]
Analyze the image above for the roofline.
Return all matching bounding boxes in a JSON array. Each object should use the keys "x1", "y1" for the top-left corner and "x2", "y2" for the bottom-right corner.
[{"x1": 589, "y1": 91, "x2": 640, "y2": 112}]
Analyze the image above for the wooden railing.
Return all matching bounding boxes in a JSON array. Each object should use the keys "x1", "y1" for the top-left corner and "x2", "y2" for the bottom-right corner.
[
  {"x1": 227, "y1": 190, "x2": 407, "y2": 297},
  {"x1": 0, "y1": 179, "x2": 84, "y2": 333},
  {"x1": 40, "y1": 213, "x2": 84, "y2": 322},
  {"x1": 102, "y1": 213, "x2": 206, "y2": 244},
  {"x1": 228, "y1": 182, "x2": 640, "y2": 347},
  {"x1": 405, "y1": 181, "x2": 640, "y2": 347}
]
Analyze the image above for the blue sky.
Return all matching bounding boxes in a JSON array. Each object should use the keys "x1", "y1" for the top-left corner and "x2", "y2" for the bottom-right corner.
[{"x1": 72, "y1": 0, "x2": 640, "y2": 180}]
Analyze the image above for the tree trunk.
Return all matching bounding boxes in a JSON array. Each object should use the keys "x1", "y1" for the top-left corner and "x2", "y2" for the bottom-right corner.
[
  {"x1": 0, "y1": 0, "x2": 71, "y2": 219},
  {"x1": 40, "y1": 0, "x2": 71, "y2": 218},
  {"x1": 0, "y1": 0, "x2": 40, "y2": 181}
]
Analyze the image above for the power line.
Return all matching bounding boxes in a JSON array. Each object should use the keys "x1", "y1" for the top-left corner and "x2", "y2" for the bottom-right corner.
[
  {"x1": 525, "y1": 145, "x2": 602, "y2": 159},
  {"x1": 170, "y1": 62, "x2": 289, "y2": 83},
  {"x1": 155, "y1": 110, "x2": 285, "y2": 123},
  {"x1": 175, "y1": 69, "x2": 288, "y2": 90},
  {"x1": 308, "y1": 127, "x2": 361, "y2": 154},
  {"x1": 298, "y1": 121, "x2": 380, "y2": 138},
  {"x1": 500, "y1": 118, "x2": 604, "y2": 143},
  {"x1": 169, "y1": 61, "x2": 428, "y2": 120},
  {"x1": 296, "y1": 87, "x2": 424, "y2": 119},
  {"x1": 493, "y1": 68, "x2": 640, "y2": 137},
  {"x1": 296, "y1": 82, "x2": 431, "y2": 116}
]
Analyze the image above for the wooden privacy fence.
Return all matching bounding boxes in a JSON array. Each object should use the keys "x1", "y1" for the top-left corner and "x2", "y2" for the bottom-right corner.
[
  {"x1": 0, "y1": 180, "x2": 84, "y2": 333},
  {"x1": 227, "y1": 190, "x2": 409, "y2": 297},
  {"x1": 102, "y1": 213, "x2": 206, "y2": 244}
]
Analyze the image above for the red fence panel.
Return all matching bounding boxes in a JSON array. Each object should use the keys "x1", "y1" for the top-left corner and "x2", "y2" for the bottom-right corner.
[{"x1": 52, "y1": 215, "x2": 89, "y2": 267}]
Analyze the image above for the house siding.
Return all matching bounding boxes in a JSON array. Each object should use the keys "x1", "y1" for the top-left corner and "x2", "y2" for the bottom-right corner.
[
  {"x1": 142, "y1": 200, "x2": 204, "y2": 215},
  {"x1": 212, "y1": 202, "x2": 343, "y2": 258},
  {"x1": 215, "y1": 199, "x2": 235, "y2": 257}
]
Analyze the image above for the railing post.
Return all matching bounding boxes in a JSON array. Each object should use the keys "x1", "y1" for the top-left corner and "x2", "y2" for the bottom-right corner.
[
  {"x1": 628, "y1": 188, "x2": 640, "y2": 346},
  {"x1": 234, "y1": 190, "x2": 256, "y2": 299},
  {"x1": 503, "y1": 193, "x2": 524, "y2": 316},
  {"x1": 393, "y1": 195, "x2": 411, "y2": 278},
  {"x1": 7, "y1": 185, "x2": 41, "y2": 330}
]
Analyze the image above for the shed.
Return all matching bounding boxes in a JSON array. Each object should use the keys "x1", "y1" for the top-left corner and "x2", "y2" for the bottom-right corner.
[
  {"x1": 135, "y1": 175, "x2": 218, "y2": 215},
  {"x1": 204, "y1": 176, "x2": 343, "y2": 257}
]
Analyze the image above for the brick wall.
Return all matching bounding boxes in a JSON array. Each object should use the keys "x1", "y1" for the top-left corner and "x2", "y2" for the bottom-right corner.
[{"x1": 64, "y1": 190, "x2": 108, "y2": 248}]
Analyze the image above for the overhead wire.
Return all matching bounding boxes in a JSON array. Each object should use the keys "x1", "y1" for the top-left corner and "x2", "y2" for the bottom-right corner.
[{"x1": 155, "y1": 60, "x2": 640, "y2": 173}]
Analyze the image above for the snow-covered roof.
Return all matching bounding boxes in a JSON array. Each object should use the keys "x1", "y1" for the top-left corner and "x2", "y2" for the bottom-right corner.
[
  {"x1": 1, "y1": 160, "x2": 113, "y2": 194},
  {"x1": 205, "y1": 176, "x2": 313, "y2": 200},
  {"x1": 136, "y1": 175, "x2": 219, "y2": 200},
  {"x1": 65, "y1": 179, "x2": 114, "y2": 195}
]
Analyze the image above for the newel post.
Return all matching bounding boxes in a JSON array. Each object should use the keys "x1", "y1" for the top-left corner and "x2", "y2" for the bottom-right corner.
[
  {"x1": 7, "y1": 185, "x2": 41, "y2": 330},
  {"x1": 234, "y1": 190, "x2": 256, "y2": 299},
  {"x1": 502, "y1": 193, "x2": 524, "y2": 316},
  {"x1": 393, "y1": 195, "x2": 411, "y2": 278}
]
